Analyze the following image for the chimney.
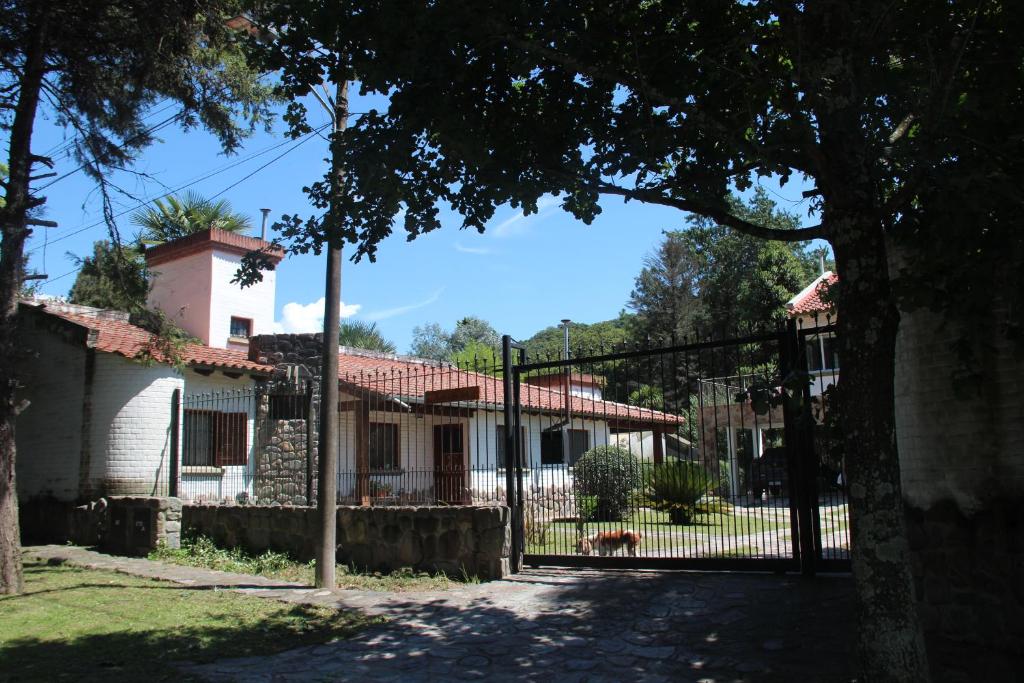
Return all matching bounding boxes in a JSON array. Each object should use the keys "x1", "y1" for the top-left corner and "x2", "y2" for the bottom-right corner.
[
  {"x1": 259, "y1": 208, "x2": 272, "y2": 240},
  {"x1": 819, "y1": 252, "x2": 827, "y2": 275}
]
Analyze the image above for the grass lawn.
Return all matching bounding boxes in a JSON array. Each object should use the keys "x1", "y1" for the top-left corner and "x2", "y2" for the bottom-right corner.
[
  {"x1": 527, "y1": 505, "x2": 794, "y2": 557},
  {"x1": 0, "y1": 559, "x2": 377, "y2": 682},
  {"x1": 149, "y1": 536, "x2": 459, "y2": 591}
]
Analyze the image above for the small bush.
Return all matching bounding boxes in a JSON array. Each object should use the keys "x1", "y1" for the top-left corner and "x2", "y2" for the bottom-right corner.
[
  {"x1": 648, "y1": 460, "x2": 712, "y2": 525},
  {"x1": 573, "y1": 446, "x2": 640, "y2": 522}
]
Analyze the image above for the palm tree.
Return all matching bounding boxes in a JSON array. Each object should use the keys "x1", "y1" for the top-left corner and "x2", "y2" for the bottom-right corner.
[
  {"x1": 131, "y1": 191, "x2": 253, "y2": 245},
  {"x1": 338, "y1": 320, "x2": 397, "y2": 354}
]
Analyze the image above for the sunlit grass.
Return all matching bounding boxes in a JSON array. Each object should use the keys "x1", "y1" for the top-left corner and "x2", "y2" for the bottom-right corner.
[
  {"x1": 0, "y1": 559, "x2": 376, "y2": 682},
  {"x1": 149, "y1": 535, "x2": 459, "y2": 591}
]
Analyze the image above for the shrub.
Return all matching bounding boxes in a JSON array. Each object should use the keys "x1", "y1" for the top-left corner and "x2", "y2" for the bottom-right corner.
[
  {"x1": 648, "y1": 460, "x2": 712, "y2": 525},
  {"x1": 572, "y1": 446, "x2": 640, "y2": 521}
]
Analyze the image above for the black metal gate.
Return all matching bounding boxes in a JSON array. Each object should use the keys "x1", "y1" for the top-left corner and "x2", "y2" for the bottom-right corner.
[{"x1": 500, "y1": 321, "x2": 850, "y2": 575}]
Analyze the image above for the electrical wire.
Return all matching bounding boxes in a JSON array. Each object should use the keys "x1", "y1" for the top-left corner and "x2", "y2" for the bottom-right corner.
[
  {"x1": 27, "y1": 123, "x2": 329, "y2": 254},
  {"x1": 28, "y1": 124, "x2": 329, "y2": 288}
]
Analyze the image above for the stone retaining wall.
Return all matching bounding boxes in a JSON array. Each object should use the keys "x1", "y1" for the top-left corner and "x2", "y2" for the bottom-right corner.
[
  {"x1": 20, "y1": 495, "x2": 181, "y2": 555},
  {"x1": 182, "y1": 504, "x2": 511, "y2": 580}
]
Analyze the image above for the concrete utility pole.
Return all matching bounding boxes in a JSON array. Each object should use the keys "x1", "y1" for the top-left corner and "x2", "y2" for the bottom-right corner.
[
  {"x1": 225, "y1": 13, "x2": 347, "y2": 590},
  {"x1": 313, "y1": 80, "x2": 349, "y2": 590}
]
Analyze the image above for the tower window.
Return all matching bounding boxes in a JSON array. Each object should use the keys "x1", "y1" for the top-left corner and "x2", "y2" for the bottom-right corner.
[{"x1": 230, "y1": 316, "x2": 252, "y2": 338}]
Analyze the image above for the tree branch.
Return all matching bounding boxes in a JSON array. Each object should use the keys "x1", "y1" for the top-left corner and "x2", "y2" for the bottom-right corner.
[{"x1": 588, "y1": 178, "x2": 826, "y2": 242}]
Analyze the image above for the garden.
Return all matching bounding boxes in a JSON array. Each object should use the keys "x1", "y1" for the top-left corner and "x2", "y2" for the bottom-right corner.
[{"x1": 524, "y1": 445, "x2": 848, "y2": 560}]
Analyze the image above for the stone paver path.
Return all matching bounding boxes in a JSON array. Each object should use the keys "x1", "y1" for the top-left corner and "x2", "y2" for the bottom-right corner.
[{"x1": 27, "y1": 545, "x2": 855, "y2": 682}]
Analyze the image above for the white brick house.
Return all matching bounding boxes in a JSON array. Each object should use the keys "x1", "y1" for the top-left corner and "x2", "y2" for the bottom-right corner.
[{"x1": 16, "y1": 229, "x2": 283, "y2": 503}]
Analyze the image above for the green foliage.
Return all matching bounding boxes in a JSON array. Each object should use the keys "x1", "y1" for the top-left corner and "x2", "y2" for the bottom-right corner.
[
  {"x1": 450, "y1": 339, "x2": 503, "y2": 375},
  {"x1": 128, "y1": 308, "x2": 201, "y2": 371},
  {"x1": 629, "y1": 189, "x2": 818, "y2": 345},
  {"x1": 522, "y1": 314, "x2": 632, "y2": 359},
  {"x1": 628, "y1": 384, "x2": 664, "y2": 409},
  {"x1": 646, "y1": 461, "x2": 712, "y2": 525},
  {"x1": 572, "y1": 446, "x2": 640, "y2": 522},
  {"x1": 410, "y1": 316, "x2": 499, "y2": 362},
  {"x1": 67, "y1": 240, "x2": 149, "y2": 311},
  {"x1": 132, "y1": 191, "x2": 253, "y2": 245},
  {"x1": 338, "y1": 320, "x2": 396, "y2": 354},
  {"x1": 718, "y1": 460, "x2": 733, "y2": 499},
  {"x1": 151, "y1": 534, "x2": 456, "y2": 591}
]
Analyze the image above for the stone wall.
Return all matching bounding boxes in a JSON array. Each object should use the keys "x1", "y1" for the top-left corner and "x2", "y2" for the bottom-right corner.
[
  {"x1": 21, "y1": 495, "x2": 181, "y2": 555},
  {"x1": 255, "y1": 415, "x2": 317, "y2": 506},
  {"x1": 182, "y1": 503, "x2": 510, "y2": 579},
  {"x1": 103, "y1": 496, "x2": 182, "y2": 555},
  {"x1": 248, "y1": 334, "x2": 324, "y2": 505}
]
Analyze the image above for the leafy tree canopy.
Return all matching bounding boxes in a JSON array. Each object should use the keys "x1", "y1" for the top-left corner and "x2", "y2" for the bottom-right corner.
[
  {"x1": 522, "y1": 314, "x2": 632, "y2": 360},
  {"x1": 410, "y1": 316, "x2": 499, "y2": 361},
  {"x1": 67, "y1": 241, "x2": 149, "y2": 312},
  {"x1": 629, "y1": 189, "x2": 819, "y2": 343}
]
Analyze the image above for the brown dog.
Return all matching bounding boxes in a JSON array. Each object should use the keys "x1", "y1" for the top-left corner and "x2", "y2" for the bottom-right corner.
[{"x1": 576, "y1": 530, "x2": 642, "y2": 556}]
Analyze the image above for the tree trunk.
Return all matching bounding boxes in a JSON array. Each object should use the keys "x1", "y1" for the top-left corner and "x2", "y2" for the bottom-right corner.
[
  {"x1": 831, "y1": 218, "x2": 929, "y2": 682},
  {"x1": 0, "y1": 12, "x2": 49, "y2": 596}
]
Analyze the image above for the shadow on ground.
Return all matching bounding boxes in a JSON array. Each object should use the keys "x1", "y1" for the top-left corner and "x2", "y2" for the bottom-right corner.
[
  {"x1": 185, "y1": 566, "x2": 857, "y2": 682},
  {"x1": 0, "y1": 562, "x2": 370, "y2": 683}
]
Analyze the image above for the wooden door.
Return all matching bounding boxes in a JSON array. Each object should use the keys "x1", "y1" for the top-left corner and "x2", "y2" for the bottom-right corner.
[{"x1": 433, "y1": 424, "x2": 467, "y2": 504}]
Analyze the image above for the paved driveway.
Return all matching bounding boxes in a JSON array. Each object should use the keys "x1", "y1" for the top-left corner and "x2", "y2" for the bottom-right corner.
[{"x1": 29, "y1": 546, "x2": 855, "y2": 682}]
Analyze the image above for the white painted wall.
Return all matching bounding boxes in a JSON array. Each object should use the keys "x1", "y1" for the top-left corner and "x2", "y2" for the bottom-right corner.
[
  {"x1": 146, "y1": 246, "x2": 276, "y2": 349},
  {"x1": 146, "y1": 250, "x2": 213, "y2": 344},
  {"x1": 88, "y1": 353, "x2": 184, "y2": 496},
  {"x1": 208, "y1": 250, "x2": 276, "y2": 350},
  {"x1": 15, "y1": 324, "x2": 87, "y2": 502}
]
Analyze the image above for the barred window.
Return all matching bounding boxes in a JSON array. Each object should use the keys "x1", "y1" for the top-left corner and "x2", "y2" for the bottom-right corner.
[
  {"x1": 369, "y1": 422, "x2": 400, "y2": 471},
  {"x1": 183, "y1": 410, "x2": 248, "y2": 466}
]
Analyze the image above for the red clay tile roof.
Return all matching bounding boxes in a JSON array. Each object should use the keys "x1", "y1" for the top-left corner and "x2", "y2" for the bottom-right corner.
[
  {"x1": 337, "y1": 353, "x2": 684, "y2": 427},
  {"x1": 35, "y1": 306, "x2": 274, "y2": 374},
  {"x1": 787, "y1": 272, "x2": 838, "y2": 316},
  {"x1": 144, "y1": 228, "x2": 285, "y2": 267}
]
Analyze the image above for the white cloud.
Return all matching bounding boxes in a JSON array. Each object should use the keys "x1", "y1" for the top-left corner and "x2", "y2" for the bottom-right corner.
[
  {"x1": 272, "y1": 297, "x2": 361, "y2": 333},
  {"x1": 454, "y1": 241, "x2": 494, "y2": 255},
  {"x1": 491, "y1": 195, "x2": 561, "y2": 238},
  {"x1": 364, "y1": 288, "x2": 443, "y2": 321}
]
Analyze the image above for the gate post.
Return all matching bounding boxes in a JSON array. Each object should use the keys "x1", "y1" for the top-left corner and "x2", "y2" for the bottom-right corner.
[
  {"x1": 502, "y1": 335, "x2": 522, "y2": 573},
  {"x1": 780, "y1": 320, "x2": 818, "y2": 575},
  {"x1": 169, "y1": 388, "x2": 181, "y2": 498}
]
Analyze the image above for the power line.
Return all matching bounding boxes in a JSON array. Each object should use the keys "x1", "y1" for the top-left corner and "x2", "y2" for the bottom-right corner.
[
  {"x1": 33, "y1": 111, "x2": 186, "y2": 193},
  {"x1": 38, "y1": 101, "x2": 179, "y2": 161},
  {"x1": 27, "y1": 123, "x2": 328, "y2": 254},
  {"x1": 29, "y1": 124, "x2": 328, "y2": 288}
]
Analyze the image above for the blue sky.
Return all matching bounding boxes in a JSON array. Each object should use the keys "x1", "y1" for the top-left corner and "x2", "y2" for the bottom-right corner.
[{"x1": 22, "y1": 93, "x2": 822, "y2": 353}]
